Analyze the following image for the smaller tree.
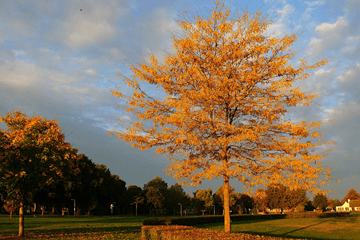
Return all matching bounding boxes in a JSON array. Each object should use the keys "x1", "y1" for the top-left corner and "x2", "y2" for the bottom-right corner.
[
  {"x1": 305, "y1": 200, "x2": 315, "y2": 212},
  {"x1": 328, "y1": 199, "x2": 341, "y2": 210},
  {"x1": 3, "y1": 199, "x2": 20, "y2": 218},
  {"x1": 122, "y1": 185, "x2": 144, "y2": 215},
  {"x1": 144, "y1": 177, "x2": 168, "y2": 214},
  {"x1": 341, "y1": 189, "x2": 360, "y2": 204},
  {"x1": 235, "y1": 194, "x2": 254, "y2": 214},
  {"x1": 167, "y1": 183, "x2": 188, "y2": 215},
  {"x1": 254, "y1": 188, "x2": 267, "y2": 213},
  {"x1": 214, "y1": 186, "x2": 236, "y2": 213},
  {"x1": 295, "y1": 204, "x2": 305, "y2": 213},
  {"x1": 266, "y1": 184, "x2": 288, "y2": 211},
  {"x1": 195, "y1": 188, "x2": 214, "y2": 214},
  {"x1": 312, "y1": 193, "x2": 328, "y2": 211},
  {"x1": 146, "y1": 186, "x2": 164, "y2": 216}
]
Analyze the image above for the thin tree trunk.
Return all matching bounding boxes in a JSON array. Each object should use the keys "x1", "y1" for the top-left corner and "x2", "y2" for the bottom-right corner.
[
  {"x1": 19, "y1": 201, "x2": 24, "y2": 237},
  {"x1": 10, "y1": 211, "x2": 13, "y2": 218},
  {"x1": 223, "y1": 175, "x2": 231, "y2": 233},
  {"x1": 223, "y1": 100, "x2": 231, "y2": 233}
]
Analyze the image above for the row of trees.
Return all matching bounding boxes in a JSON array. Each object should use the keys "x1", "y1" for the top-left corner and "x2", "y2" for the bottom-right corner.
[
  {"x1": 139, "y1": 178, "x2": 255, "y2": 216},
  {"x1": 254, "y1": 185, "x2": 360, "y2": 213},
  {"x1": 0, "y1": 111, "x2": 129, "y2": 236}
]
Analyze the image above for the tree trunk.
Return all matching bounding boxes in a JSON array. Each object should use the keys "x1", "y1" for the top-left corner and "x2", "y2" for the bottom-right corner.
[
  {"x1": 19, "y1": 201, "x2": 24, "y2": 237},
  {"x1": 10, "y1": 211, "x2": 13, "y2": 218},
  {"x1": 223, "y1": 175, "x2": 231, "y2": 233}
]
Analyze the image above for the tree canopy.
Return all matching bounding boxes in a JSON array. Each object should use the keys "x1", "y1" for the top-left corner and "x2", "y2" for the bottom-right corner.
[
  {"x1": 110, "y1": 0, "x2": 335, "y2": 232},
  {"x1": 0, "y1": 111, "x2": 77, "y2": 236},
  {"x1": 341, "y1": 188, "x2": 360, "y2": 204},
  {"x1": 312, "y1": 193, "x2": 328, "y2": 211}
]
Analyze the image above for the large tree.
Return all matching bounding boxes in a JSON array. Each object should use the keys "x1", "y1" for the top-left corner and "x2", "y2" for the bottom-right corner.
[
  {"x1": 0, "y1": 111, "x2": 77, "y2": 237},
  {"x1": 110, "y1": 1, "x2": 335, "y2": 232}
]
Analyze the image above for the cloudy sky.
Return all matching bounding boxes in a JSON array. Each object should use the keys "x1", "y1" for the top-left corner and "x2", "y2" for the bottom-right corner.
[{"x1": 0, "y1": 0, "x2": 359, "y2": 201}]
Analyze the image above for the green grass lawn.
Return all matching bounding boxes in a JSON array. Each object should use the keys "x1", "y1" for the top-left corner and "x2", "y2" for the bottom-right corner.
[
  {"x1": 2, "y1": 213, "x2": 360, "y2": 240},
  {"x1": 195, "y1": 212, "x2": 360, "y2": 240},
  {"x1": 0, "y1": 214, "x2": 151, "y2": 239}
]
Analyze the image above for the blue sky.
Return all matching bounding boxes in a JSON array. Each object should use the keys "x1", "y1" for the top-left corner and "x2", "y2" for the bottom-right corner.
[{"x1": 1, "y1": 0, "x2": 359, "y2": 201}]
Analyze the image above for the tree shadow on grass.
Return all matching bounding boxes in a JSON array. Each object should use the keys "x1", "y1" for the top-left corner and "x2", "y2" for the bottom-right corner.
[{"x1": 280, "y1": 220, "x2": 329, "y2": 236}]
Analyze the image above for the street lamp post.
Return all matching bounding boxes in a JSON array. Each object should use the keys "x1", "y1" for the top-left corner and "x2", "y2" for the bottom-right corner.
[
  {"x1": 71, "y1": 199, "x2": 76, "y2": 216},
  {"x1": 211, "y1": 204, "x2": 215, "y2": 215},
  {"x1": 134, "y1": 202, "x2": 138, "y2": 217},
  {"x1": 178, "y1": 203, "x2": 182, "y2": 216}
]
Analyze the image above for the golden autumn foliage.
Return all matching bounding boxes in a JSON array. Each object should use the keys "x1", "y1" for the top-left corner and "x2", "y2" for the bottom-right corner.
[
  {"x1": 110, "y1": 0, "x2": 335, "y2": 232},
  {"x1": 0, "y1": 110, "x2": 77, "y2": 236}
]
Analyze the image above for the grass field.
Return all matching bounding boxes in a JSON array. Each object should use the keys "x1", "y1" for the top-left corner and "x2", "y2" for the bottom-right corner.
[
  {"x1": 1, "y1": 213, "x2": 360, "y2": 239},
  {"x1": 195, "y1": 212, "x2": 360, "y2": 240},
  {"x1": 0, "y1": 215, "x2": 147, "y2": 239}
]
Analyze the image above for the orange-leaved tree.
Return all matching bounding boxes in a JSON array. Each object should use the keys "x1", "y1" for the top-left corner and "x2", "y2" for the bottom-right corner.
[
  {"x1": 0, "y1": 111, "x2": 77, "y2": 237},
  {"x1": 110, "y1": 1, "x2": 336, "y2": 232}
]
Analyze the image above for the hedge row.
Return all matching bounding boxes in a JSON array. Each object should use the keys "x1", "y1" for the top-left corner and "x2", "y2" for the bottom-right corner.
[
  {"x1": 142, "y1": 212, "x2": 349, "y2": 226},
  {"x1": 284, "y1": 212, "x2": 349, "y2": 219},
  {"x1": 141, "y1": 225, "x2": 309, "y2": 240}
]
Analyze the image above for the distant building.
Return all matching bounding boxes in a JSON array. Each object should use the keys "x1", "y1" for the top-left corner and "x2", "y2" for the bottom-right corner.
[{"x1": 336, "y1": 199, "x2": 360, "y2": 212}]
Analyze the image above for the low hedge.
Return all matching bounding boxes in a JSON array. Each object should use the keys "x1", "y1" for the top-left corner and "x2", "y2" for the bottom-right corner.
[
  {"x1": 284, "y1": 212, "x2": 349, "y2": 218},
  {"x1": 142, "y1": 212, "x2": 349, "y2": 226},
  {"x1": 141, "y1": 225, "x2": 309, "y2": 240}
]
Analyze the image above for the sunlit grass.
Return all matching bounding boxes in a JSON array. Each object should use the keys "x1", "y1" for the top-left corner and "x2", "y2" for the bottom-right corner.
[{"x1": 195, "y1": 212, "x2": 360, "y2": 240}]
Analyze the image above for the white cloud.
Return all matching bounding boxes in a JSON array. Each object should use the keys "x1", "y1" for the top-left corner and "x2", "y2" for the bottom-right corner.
[
  {"x1": 307, "y1": 16, "x2": 350, "y2": 58},
  {"x1": 264, "y1": 4, "x2": 295, "y2": 37},
  {"x1": 336, "y1": 62, "x2": 360, "y2": 83},
  {"x1": 49, "y1": 0, "x2": 132, "y2": 49},
  {"x1": 304, "y1": 0, "x2": 325, "y2": 7},
  {"x1": 0, "y1": 60, "x2": 42, "y2": 87},
  {"x1": 12, "y1": 50, "x2": 26, "y2": 56},
  {"x1": 84, "y1": 68, "x2": 97, "y2": 76},
  {"x1": 39, "y1": 48, "x2": 53, "y2": 54},
  {"x1": 348, "y1": 35, "x2": 360, "y2": 41},
  {"x1": 315, "y1": 16, "x2": 348, "y2": 38},
  {"x1": 59, "y1": 16, "x2": 117, "y2": 48}
]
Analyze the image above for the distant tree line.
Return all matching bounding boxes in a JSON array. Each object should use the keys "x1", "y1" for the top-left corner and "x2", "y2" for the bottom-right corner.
[{"x1": 253, "y1": 185, "x2": 360, "y2": 213}]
